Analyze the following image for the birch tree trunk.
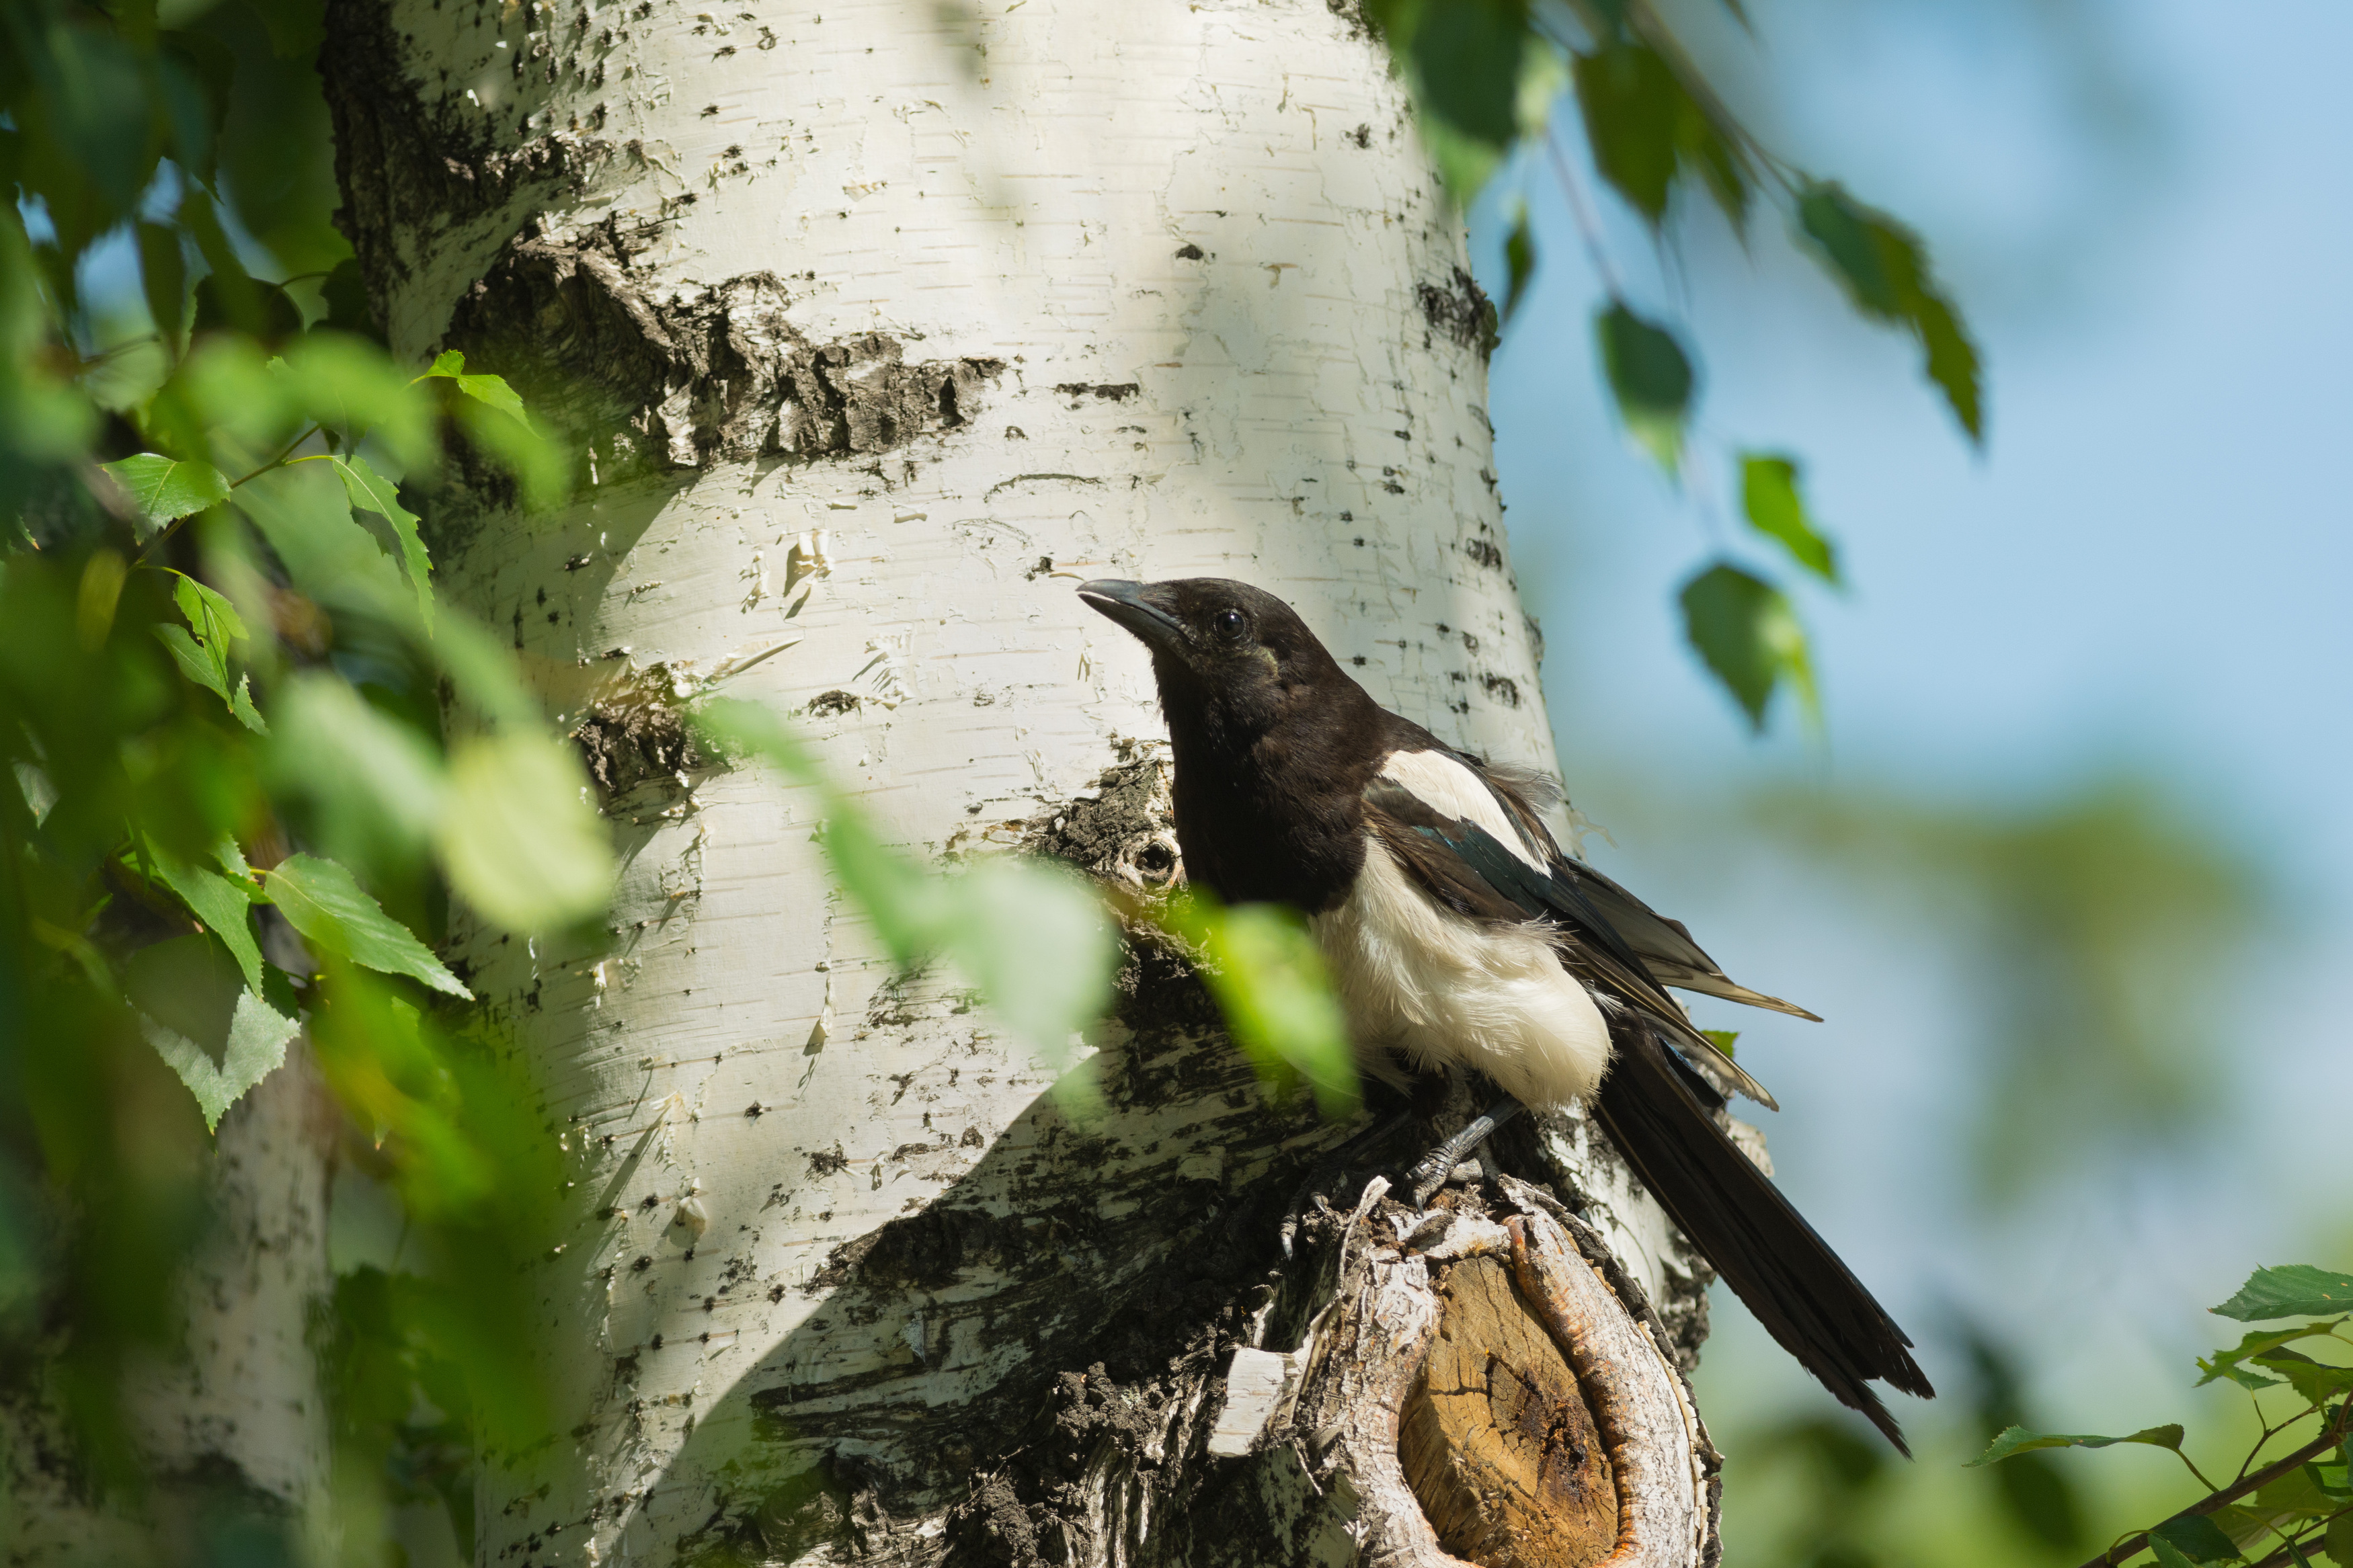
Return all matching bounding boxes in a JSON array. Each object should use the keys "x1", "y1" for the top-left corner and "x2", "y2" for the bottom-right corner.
[{"x1": 320, "y1": 2, "x2": 1724, "y2": 1562}]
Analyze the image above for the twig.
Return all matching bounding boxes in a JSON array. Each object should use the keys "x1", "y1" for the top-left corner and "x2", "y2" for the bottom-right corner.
[
  {"x1": 2075, "y1": 1402, "x2": 2353, "y2": 1568},
  {"x1": 1542, "y1": 124, "x2": 1624, "y2": 297}
]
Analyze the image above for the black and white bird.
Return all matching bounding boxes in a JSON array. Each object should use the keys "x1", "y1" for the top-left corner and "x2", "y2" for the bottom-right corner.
[{"x1": 1078, "y1": 575, "x2": 1933, "y2": 1451}]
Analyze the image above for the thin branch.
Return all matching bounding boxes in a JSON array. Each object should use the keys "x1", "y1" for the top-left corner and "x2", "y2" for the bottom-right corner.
[
  {"x1": 2075, "y1": 1403, "x2": 2353, "y2": 1568},
  {"x1": 1542, "y1": 124, "x2": 1624, "y2": 298}
]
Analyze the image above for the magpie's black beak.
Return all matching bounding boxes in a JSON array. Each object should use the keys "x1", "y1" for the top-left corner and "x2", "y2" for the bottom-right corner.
[{"x1": 1078, "y1": 579, "x2": 1187, "y2": 659}]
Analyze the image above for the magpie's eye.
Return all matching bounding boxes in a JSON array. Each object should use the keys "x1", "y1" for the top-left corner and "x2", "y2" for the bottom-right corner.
[{"x1": 1212, "y1": 608, "x2": 1246, "y2": 639}]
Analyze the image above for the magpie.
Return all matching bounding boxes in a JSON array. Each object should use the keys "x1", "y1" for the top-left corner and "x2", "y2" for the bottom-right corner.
[{"x1": 1078, "y1": 575, "x2": 1933, "y2": 1451}]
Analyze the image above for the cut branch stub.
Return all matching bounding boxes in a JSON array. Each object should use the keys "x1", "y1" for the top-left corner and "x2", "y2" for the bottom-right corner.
[
  {"x1": 1259, "y1": 1177, "x2": 1712, "y2": 1568},
  {"x1": 1403, "y1": 1254, "x2": 1620, "y2": 1567}
]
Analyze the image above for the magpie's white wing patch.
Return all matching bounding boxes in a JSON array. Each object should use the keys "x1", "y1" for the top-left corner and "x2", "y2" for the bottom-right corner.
[{"x1": 1377, "y1": 749, "x2": 1548, "y2": 872}]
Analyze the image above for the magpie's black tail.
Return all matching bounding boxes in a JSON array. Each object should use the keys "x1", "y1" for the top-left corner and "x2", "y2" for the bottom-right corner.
[{"x1": 1589, "y1": 1024, "x2": 1933, "y2": 1454}]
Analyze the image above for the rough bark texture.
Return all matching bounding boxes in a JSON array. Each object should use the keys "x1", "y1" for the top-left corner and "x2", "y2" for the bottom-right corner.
[{"x1": 315, "y1": 1, "x2": 1724, "y2": 1563}]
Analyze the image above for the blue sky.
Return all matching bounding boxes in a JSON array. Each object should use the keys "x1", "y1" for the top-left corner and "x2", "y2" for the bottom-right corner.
[{"x1": 1477, "y1": 0, "x2": 2353, "y2": 1439}]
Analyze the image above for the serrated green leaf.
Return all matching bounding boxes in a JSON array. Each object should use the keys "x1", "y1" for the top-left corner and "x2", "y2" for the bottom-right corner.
[
  {"x1": 2215, "y1": 1268, "x2": 2353, "y2": 1322},
  {"x1": 264, "y1": 852, "x2": 471, "y2": 997},
  {"x1": 2151, "y1": 1512, "x2": 2247, "y2": 1564},
  {"x1": 143, "y1": 837, "x2": 264, "y2": 995},
  {"x1": 2254, "y1": 1350, "x2": 2353, "y2": 1405},
  {"x1": 1967, "y1": 1423, "x2": 2185, "y2": 1467},
  {"x1": 125, "y1": 934, "x2": 298, "y2": 1130},
  {"x1": 435, "y1": 734, "x2": 612, "y2": 932},
  {"x1": 2150, "y1": 1538, "x2": 2198, "y2": 1568},
  {"x1": 172, "y1": 570, "x2": 250, "y2": 647},
  {"x1": 1596, "y1": 302, "x2": 1693, "y2": 470},
  {"x1": 1702, "y1": 1028, "x2": 1739, "y2": 1059},
  {"x1": 102, "y1": 454, "x2": 230, "y2": 539},
  {"x1": 424, "y1": 349, "x2": 467, "y2": 378},
  {"x1": 453, "y1": 372, "x2": 527, "y2": 423},
  {"x1": 333, "y1": 454, "x2": 434, "y2": 630},
  {"x1": 1795, "y1": 179, "x2": 1983, "y2": 443},
  {"x1": 1679, "y1": 562, "x2": 1814, "y2": 731},
  {"x1": 2325, "y1": 1511, "x2": 2352, "y2": 1565},
  {"x1": 2198, "y1": 1323, "x2": 2344, "y2": 1387},
  {"x1": 155, "y1": 621, "x2": 229, "y2": 698},
  {"x1": 229, "y1": 673, "x2": 267, "y2": 734},
  {"x1": 1739, "y1": 454, "x2": 1839, "y2": 584},
  {"x1": 1572, "y1": 42, "x2": 1749, "y2": 233}
]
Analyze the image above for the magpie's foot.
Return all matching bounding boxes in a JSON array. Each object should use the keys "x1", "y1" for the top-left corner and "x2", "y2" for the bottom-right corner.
[
  {"x1": 1404, "y1": 1096, "x2": 1525, "y2": 1207},
  {"x1": 1277, "y1": 1110, "x2": 1415, "y2": 1259}
]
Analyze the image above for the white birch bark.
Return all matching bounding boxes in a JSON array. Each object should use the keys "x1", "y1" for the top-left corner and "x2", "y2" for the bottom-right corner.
[
  {"x1": 0, "y1": 1053, "x2": 335, "y2": 1567},
  {"x1": 319, "y1": 1, "x2": 1717, "y2": 1561}
]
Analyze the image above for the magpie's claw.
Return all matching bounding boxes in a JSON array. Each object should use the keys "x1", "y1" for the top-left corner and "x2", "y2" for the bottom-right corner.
[{"x1": 1404, "y1": 1096, "x2": 1525, "y2": 1207}]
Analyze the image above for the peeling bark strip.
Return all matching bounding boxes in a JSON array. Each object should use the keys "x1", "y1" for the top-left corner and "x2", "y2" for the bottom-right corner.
[{"x1": 447, "y1": 224, "x2": 1005, "y2": 476}]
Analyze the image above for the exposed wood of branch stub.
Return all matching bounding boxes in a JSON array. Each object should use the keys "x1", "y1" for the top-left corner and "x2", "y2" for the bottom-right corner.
[{"x1": 1230, "y1": 1172, "x2": 1714, "y2": 1568}]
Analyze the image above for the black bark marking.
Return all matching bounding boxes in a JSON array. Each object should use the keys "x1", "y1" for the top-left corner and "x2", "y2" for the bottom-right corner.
[
  {"x1": 440, "y1": 224, "x2": 1005, "y2": 480},
  {"x1": 1418, "y1": 264, "x2": 1499, "y2": 360}
]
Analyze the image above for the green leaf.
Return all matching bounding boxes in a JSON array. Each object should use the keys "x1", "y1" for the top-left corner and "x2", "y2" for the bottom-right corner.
[
  {"x1": 694, "y1": 698, "x2": 932, "y2": 950},
  {"x1": 2197, "y1": 1323, "x2": 2344, "y2": 1387},
  {"x1": 2150, "y1": 1538, "x2": 2198, "y2": 1568},
  {"x1": 156, "y1": 621, "x2": 229, "y2": 699},
  {"x1": 1156, "y1": 891, "x2": 1359, "y2": 1118},
  {"x1": 1739, "y1": 453, "x2": 1839, "y2": 584},
  {"x1": 263, "y1": 853, "x2": 471, "y2": 997},
  {"x1": 1795, "y1": 180, "x2": 1983, "y2": 442},
  {"x1": 1966, "y1": 1423, "x2": 2185, "y2": 1467},
  {"x1": 136, "y1": 220, "x2": 189, "y2": 348},
  {"x1": 158, "y1": 571, "x2": 264, "y2": 727},
  {"x1": 173, "y1": 570, "x2": 250, "y2": 647},
  {"x1": 1596, "y1": 302, "x2": 1694, "y2": 470},
  {"x1": 2326, "y1": 1511, "x2": 2352, "y2": 1567},
  {"x1": 1702, "y1": 1028, "x2": 1739, "y2": 1059},
  {"x1": 274, "y1": 333, "x2": 437, "y2": 470},
  {"x1": 333, "y1": 454, "x2": 434, "y2": 630},
  {"x1": 2151, "y1": 1513, "x2": 2247, "y2": 1564},
  {"x1": 2215, "y1": 1267, "x2": 2353, "y2": 1321},
  {"x1": 435, "y1": 735, "x2": 613, "y2": 932},
  {"x1": 144, "y1": 837, "x2": 264, "y2": 995},
  {"x1": 266, "y1": 673, "x2": 447, "y2": 867},
  {"x1": 1571, "y1": 42, "x2": 1749, "y2": 233},
  {"x1": 452, "y1": 389, "x2": 568, "y2": 508},
  {"x1": 2252, "y1": 1464, "x2": 2341, "y2": 1520},
  {"x1": 936, "y1": 858, "x2": 1115, "y2": 1072},
  {"x1": 230, "y1": 674, "x2": 267, "y2": 734},
  {"x1": 1382, "y1": 0, "x2": 1526, "y2": 199},
  {"x1": 1503, "y1": 207, "x2": 1537, "y2": 324},
  {"x1": 424, "y1": 349, "x2": 467, "y2": 378},
  {"x1": 102, "y1": 454, "x2": 230, "y2": 539},
  {"x1": 2253, "y1": 1350, "x2": 2353, "y2": 1406},
  {"x1": 124, "y1": 934, "x2": 299, "y2": 1130},
  {"x1": 698, "y1": 699, "x2": 1119, "y2": 1093},
  {"x1": 1679, "y1": 562, "x2": 1814, "y2": 731}
]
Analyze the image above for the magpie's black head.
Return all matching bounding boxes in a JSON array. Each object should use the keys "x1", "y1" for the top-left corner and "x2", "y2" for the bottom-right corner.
[{"x1": 1078, "y1": 577, "x2": 1356, "y2": 737}]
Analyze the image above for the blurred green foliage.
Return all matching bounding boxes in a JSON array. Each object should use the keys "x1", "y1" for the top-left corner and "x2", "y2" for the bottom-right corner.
[
  {"x1": 1, "y1": 0, "x2": 617, "y2": 1551},
  {"x1": 1749, "y1": 776, "x2": 2270, "y2": 1198}
]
